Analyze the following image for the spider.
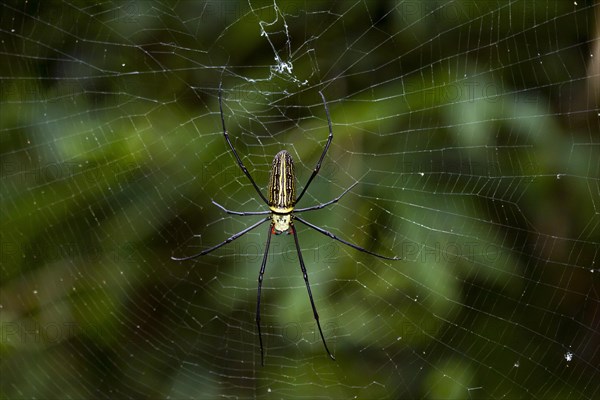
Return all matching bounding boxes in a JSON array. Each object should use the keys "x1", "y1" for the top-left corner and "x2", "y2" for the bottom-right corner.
[{"x1": 172, "y1": 85, "x2": 400, "y2": 365}]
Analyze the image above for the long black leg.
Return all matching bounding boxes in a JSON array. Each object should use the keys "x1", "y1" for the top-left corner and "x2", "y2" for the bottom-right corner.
[
  {"x1": 212, "y1": 200, "x2": 271, "y2": 216},
  {"x1": 296, "y1": 91, "x2": 334, "y2": 204},
  {"x1": 218, "y1": 84, "x2": 270, "y2": 205},
  {"x1": 295, "y1": 216, "x2": 400, "y2": 260},
  {"x1": 294, "y1": 182, "x2": 358, "y2": 213},
  {"x1": 256, "y1": 223, "x2": 273, "y2": 366},
  {"x1": 171, "y1": 217, "x2": 270, "y2": 261},
  {"x1": 291, "y1": 224, "x2": 336, "y2": 361}
]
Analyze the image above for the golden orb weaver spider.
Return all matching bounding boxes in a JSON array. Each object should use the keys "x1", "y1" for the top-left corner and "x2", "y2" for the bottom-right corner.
[{"x1": 172, "y1": 85, "x2": 400, "y2": 365}]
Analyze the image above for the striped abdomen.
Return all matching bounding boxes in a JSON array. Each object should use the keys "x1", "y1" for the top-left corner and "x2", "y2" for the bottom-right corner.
[{"x1": 267, "y1": 150, "x2": 296, "y2": 213}]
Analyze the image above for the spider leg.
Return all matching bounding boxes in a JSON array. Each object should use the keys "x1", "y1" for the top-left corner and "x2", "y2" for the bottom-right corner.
[
  {"x1": 218, "y1": 84, "x2": 270, "y2": 205},
  {"x1": 291, "y1": 223, "x2": 336, "y2": 361},
  {"x1": 294, "y1": 182, "x2": 358, "y2": 213},
  {"x1": 171, "y1": 216, "x2": 270, "y2": 261},
  {"x1": 296, "y1": 91, "x2": 334, "y2": 204},
  {"x1": 294, "y1": 216, "x2": 401, "y2": 260},
  {"x1": 256, "y1": 223, "x2": 273, "y2": 366},
  {"x1": 212, "y1": 200, "x2": 271, "y2": 216}
]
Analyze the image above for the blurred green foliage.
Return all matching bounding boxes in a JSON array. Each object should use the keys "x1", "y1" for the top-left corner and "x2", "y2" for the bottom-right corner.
[{"x1": 1, "y1": 1, "x2": 598, "y2": 399}]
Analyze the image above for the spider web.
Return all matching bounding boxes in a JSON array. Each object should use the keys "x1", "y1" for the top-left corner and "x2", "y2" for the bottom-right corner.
[{"x1": 1, "y1": 1, "x2": 599, "y2": 398}]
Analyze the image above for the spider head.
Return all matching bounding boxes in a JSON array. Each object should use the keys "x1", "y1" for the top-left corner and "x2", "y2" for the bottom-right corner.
[{"x1": 271, "y1": 213, "x2": 292, "y2": 234}]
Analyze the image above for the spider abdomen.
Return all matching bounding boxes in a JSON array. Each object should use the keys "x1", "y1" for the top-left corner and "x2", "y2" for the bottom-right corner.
[{"x1": 268, "y1": 150, "x2": 296, "y2": 213}]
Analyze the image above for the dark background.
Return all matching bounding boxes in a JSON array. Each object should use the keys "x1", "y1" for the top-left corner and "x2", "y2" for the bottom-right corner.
[{"x1": 1, "y1": 1, "x2": 598, "y2": 398}]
